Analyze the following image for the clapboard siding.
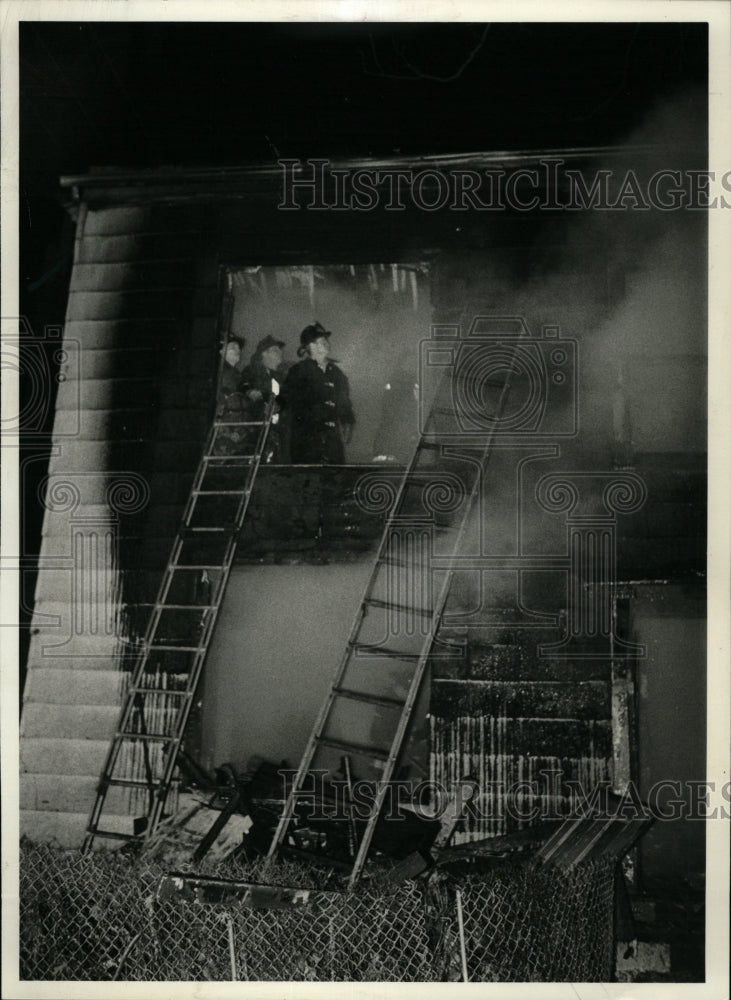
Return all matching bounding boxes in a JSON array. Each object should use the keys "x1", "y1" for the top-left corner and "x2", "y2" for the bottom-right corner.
[
  {"x1": 82, "y1": 205, "x2": 225, "y2": 238},
  {"x1": 80, "y1": 198, "x2": 305, "y2": 241},
  {"x1": 81, "y1": 201, "x2": 226, "y2": 237},
  {"x1": 53, "y1": 407, "x2": 208, "y2": 441},
  {"x1": 46, "y1": 439, "x2": 202, "y2": 473},
  {"x1": 70, "y1": 260, "x2": 216, "y2": 293},
  {"x1": 36, "y1": 533, "x2": 149, "y2": 559},
  {"x1": 78, "y1": 195, "x2": 459, "y2": 254},
  {"x1": 46, "y1": 503, "x2": 187, "y2": 539},
  {"x1": 24, "y1": 668, "x2": 125, "y2": 705},
  {"x1": 81, "y1": 205, "x2": 153, "y2": 236},
  {"x1": 76, "y1": 348, "x2": 214, "y2": 380},
  {"x1": 56, "y1": 377, "x2": 213, "y2": 410},
  {"x1": 21, "y1": 775, "x2": 135, "y2": 815},
  {"x1": 20, "y1": 811, "x2": 135, "y2": 847},
  {"x1": 63, "y1": 317, "x2": 218, "y2": 350},
  {"x1": 22, "y1": 703, "x2": 122, "y2": 740},
  {"x1": 21, "y1": 738, "x2": 115, "y2": 777},
  {"x1": 21, "y1": 197, "x2": 223, "y2": 846},
  {"x1": 63, "y1": 318, "x2": 182, "y2": 348},
  {"x1": 66, "y1": 287, "x2": 217, "y2": 321},
  {"x1": 75, "y1": 232, "x2": 218, "y2": 264},
  {"x1": 31, "y1": 471, "x2": 192, "y2": 508},
  {"x1": 26, "y1": 651, "x2": 137, "y2": 672}
]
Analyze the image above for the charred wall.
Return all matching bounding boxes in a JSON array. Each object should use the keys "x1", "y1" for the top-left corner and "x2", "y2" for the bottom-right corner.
[{"x1": 21, "y1": 144, "x2": 706, "y2": 850}]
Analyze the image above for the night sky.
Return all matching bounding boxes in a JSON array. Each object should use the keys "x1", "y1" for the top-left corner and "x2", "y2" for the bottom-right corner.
[
  {"x1": 18, "y1": 20, "x2": 707, "y2": 310},
  {"x1": 20, "y1": 22, "x2": 707, "y2": 186}
]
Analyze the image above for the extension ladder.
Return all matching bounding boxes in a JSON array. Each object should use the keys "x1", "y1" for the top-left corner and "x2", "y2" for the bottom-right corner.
[
  {"x1": 83, "y1": 403, "x2": 275, "y2": 851},
  {"x1": 268, "y1": 319, "x2": 524, "y2": 886}
]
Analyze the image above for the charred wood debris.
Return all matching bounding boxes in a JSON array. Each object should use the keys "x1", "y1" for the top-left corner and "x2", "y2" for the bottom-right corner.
[{"x1": 136, "y1": 753, "x2": 652, "y2": 917}]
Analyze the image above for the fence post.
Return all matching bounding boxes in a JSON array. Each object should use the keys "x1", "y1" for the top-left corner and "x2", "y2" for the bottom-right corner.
[
  {"x1": 455, "y1": 889, "x2": 469, "y2": 982},
  {"x1": 226, "y1": 915, "x2": 237, "y2": 981}
]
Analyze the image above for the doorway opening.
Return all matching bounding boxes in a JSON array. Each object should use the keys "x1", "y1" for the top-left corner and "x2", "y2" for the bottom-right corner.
[{"x1": 220, "y1": 262, "x2": 431, "y2": 464}]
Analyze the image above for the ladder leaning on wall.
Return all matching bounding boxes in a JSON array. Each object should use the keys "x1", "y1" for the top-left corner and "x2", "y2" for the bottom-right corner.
[
  {"x1": 267, "y1": 320, "x2": 523, "y2": 887},
  {"x1": 83, "y1": 402, "x2": 276, "y2": 852}
]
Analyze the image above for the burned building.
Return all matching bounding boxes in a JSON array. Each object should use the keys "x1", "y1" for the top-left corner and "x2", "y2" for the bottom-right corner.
[{"x1": 19, "y1": 146, "x2": 706, "y2": 906}]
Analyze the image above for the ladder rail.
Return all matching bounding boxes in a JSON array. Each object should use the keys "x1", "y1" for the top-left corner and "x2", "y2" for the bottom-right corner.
[
  {"x1": 144, "y1": 403, "x2": 276, "y2": 835},
  {"x1": 268, "y1": 337, "x2": 522, "y2": 877},
  {"x1": 265, "y1": 367, "x2": 456, "y2": 859},
  {"x1": 83, "y1": 400, "x2": 275, "y2": 851},
  {"x1": 347, "y1": 351, "x2": 521, "y2": 884}
]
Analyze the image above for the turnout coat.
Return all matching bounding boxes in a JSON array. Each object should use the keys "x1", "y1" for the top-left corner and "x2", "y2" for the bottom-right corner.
[
  {"x1": 281, "y1": 357, "x2": 355, "y2": 464},
  {"x1": 238, "y1": 358, "x2": 286, "y2": 461}
]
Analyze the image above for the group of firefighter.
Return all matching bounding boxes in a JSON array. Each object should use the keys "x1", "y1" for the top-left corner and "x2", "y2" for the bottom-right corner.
[{"x1": 216, "y1": 322, "x2": 355, "y2": 464}]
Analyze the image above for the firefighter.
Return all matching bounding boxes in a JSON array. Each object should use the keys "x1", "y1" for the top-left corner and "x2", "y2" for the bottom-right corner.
[
  {"x1": 239, "y1": 334, "x2": 286, "y2": 462},
  {"x1": 280, "y1": 322, "x2": 355, "y2": 465},
  {"x1": 214, "y1": 336, "x2": 247, "y2": 455}
]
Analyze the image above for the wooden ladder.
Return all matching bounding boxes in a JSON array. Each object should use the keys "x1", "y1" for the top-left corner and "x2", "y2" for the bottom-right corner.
[
  {"x1": 83, "y1": 403, "x2": 275, "y2": 851},
  {"x1": 268, "y1": 321, "x2": 525, "y2": 885}
]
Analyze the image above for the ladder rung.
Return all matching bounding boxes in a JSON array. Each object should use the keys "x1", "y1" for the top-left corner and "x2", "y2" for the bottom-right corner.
[
  {"x1": 172, "y1": 565, "x2": 226, "y2": 571},
  {"x1": 85, "y1": 400, "x2": 277, "y2": 852},
  {"x1": 118, "y1": 731, "x2": 176, "y2": 742},
  {"x1": 350, "y1": 642, "x2": 422, "y2": 660},
  {"x1": 102, "y1": 777, "x2": 165, "y2": 789},
  {"x1": 148, "y1": 644, "x2": 203, "y2": 652},
  {"x1": 131, "y1": 687, "x2": 194, "y2": 696},
  {"x1": 181, "y1": 526, "x2": 236, "y2": 534},
  {"x1": 365, "y1": 597, "x2": 434, "y2": 617},
  {"x1": 158, "y1": 604, "x2": 215, "y2": 611},
  {"x1": 214, "y1": 420, "x2": 266, "y2": 427},
  {"x1": 333, "y1": 687, "x2": 405, "y2": 709},
  {"x1": 315, "y1": 736, "x2": 390, "y2": 761}
]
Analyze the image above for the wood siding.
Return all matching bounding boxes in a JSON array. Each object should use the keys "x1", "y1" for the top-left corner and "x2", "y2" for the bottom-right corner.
[
  {"x1": 21, "y1": 199, "x2": 221, "y2": 846},
  {"x1": 20, "y1": 175, "x2": 706, "y2": 849}
]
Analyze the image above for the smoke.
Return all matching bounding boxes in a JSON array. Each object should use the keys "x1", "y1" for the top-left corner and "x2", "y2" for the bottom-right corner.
[
  {"x1": 445, "y1": 89, "x2": 708, "y2": 614},
  {"x1": 228, "y1": 90, "x2": 706, "y2": 616},
  {"x1": 230, "y1": 263, "x2": 431, "y2": 462}
]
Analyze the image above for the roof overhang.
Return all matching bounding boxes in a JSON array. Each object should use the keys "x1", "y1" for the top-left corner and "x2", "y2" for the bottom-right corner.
[{"x1": 60, "y1": 144, "x2": 663, "y2": 206}]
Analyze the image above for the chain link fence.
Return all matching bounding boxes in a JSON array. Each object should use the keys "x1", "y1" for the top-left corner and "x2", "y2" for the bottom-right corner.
[{"x1": 19, "y1": 842, "x2": 615, "y2": 982}]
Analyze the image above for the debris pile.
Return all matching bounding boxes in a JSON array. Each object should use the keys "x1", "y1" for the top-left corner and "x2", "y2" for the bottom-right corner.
[{"x1": 150, "y1": 759, "x2": 653, "y2": 922}]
